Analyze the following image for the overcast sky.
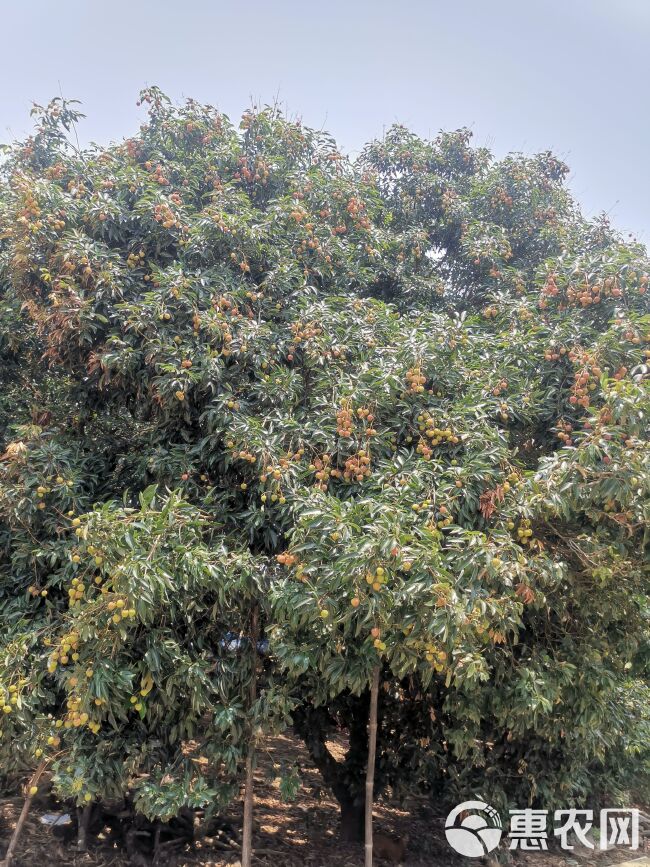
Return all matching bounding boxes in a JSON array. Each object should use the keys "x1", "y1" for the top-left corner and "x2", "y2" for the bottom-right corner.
[{"x1": 2, "y1": 0, "x2": 648, "y2": 245}]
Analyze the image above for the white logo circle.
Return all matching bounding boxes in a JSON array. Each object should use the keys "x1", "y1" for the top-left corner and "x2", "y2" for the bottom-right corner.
[{"x1": 445, "y1": 800, "x2": 503, "y2": 857}]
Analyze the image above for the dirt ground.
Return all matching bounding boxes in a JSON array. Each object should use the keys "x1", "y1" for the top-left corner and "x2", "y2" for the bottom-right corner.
[{"x1": 1, "y1": 734, "x2": 648, "y2": 867}]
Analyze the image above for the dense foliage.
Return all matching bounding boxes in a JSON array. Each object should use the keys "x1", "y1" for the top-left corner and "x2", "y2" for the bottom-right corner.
[{"x1": 0, "y1": 90, "x2": 648, "y2": 839}]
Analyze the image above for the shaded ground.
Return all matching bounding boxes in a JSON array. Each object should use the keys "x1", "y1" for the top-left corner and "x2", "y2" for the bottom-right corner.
[{"x1": 1, "y1": 734, "x2": 648, "y2": 866}]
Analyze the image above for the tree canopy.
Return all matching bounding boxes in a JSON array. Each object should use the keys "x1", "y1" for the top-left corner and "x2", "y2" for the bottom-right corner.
[{"x1": 0, "y1": 89, "x2": 648, "y2": 843}]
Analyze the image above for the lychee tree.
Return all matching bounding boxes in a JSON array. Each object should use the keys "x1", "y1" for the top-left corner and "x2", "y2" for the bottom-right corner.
[{"x1": 0, "y1": 90, "x2": 648, "y2": 851}]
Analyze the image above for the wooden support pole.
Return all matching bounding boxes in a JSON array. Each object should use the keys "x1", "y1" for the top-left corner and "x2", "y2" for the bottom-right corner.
[
  {"x1": 364, "y1": 665, "x2": 381, "y2": 867},
  {"x1": 241, "y1": 603, "x2": 260, "y2": 867},
  {"x1": 1, "y1": 760, "x2": 47, "y2": 867}
]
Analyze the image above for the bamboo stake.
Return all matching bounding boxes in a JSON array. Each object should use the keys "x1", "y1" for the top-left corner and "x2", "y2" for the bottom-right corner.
[
  {"x1": 241, "y1": 603, "x2": 260, "y2": 867},
  {"x1": 1, "y1": 760, "x2": 47, "y2": 867},
  {"x1": 364, "y1": 665, "x2": 381, "y2": 867}
]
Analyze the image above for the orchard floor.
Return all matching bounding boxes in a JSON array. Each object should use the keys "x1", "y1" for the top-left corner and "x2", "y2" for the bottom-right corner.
[{"x1": 1, "y1": 734, "x2": 648, "y2": 867}]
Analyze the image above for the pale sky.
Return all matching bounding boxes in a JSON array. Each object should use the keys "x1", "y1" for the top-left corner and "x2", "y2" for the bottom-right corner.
[{"x1": 2, "y1": 0, "x2": 648, "y2": 244}]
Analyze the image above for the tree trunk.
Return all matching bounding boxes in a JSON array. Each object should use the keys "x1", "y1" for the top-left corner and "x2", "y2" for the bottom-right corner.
[
  {"x1": 293, "y1": 698, "x2": 377, "y2": 843},
  {"x1": 339, "y1": 798, "x2": 365, "y2": 842},
  {"x1": 241, "y1": 604, "x2": 259, "y2": 867},
  {"x1": 76, "y1": 804, "x2": 92, "y2": 851},
  {"x1": 364, "y1": 666, "x2": 381, "y2": 867}
]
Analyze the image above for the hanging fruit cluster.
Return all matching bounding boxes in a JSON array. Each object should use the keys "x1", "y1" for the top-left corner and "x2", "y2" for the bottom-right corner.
[
  {"x1": 16, "y1": 180, "x2": 41, "y2": 224},
  {"x1": 569, "y1": 358, "x2": 603, "y2": 408},
  {"x1": 276, "y1": 551, "x2": 299, "y2": 568},
  {"x1": 0, "y1": 680, "x2": 26, "y2": 715},
  {"x1": 415, "y1": 412, "x2": 460, "y2": 448},
  {"x1": 126, "y1": 249, "x2": 146, "y2": 269},
  {"x1": 234, "y1": 154, "x2": 270, "y2": 185},
  {"x1": 515, "y1": 519, "x2": 537, "y2": 548},
  {"x1": 541, "y1": 273, "x2": 560, "y2": 300},
  {"x1": 433, "y1": 505, "x2": 454, "y2": 529},
  {"x1": 61, "y1": 694, "x2": 95, "y2": 731},
  {"x1": 335, "y1": 403, "x2": 376, "y2": 440},
  {"x1": 567, "y1": 277, "x2": 621, "y2": 307},
  {"x1": 424, "y1": 644, "x2": 448, "y2": 671},
  {"x1": 233, "y1": 448, "x2": 256, "y2": 465},
  {"x1": 543, "y1": 344, "x2": 570, "y2": 361},
  {"x1": 355, "y1": 406, "x2": 377, "y2": 437},
  {"x1": 541, "y1": 270, "x2": 649, "y2": 310},
  {"x1": 365, "y1": 566, "x2": 388, "y2": 592},
  {"x1": 336, "y1": 404, "x2": 354, "y2": 437},
  {"x1": 46, "y1": 630, "x2": 80, "y2": 673},
  {"x1": 556, "y1": 419, "x2": 574, "y2": 446},
  {"x1": 343, "y1": 450, "x2": 371, "y2": 482},
  {"x1": 498, "y1": 401, "x2": 510, "y2": 422},
  {"x1": 490, "y1": 188, "x2": 514, "y2": 209},
  {"x1": 405, "y1": 365, "x2": 427, "y2": 394},
  {"x1": 67, "y1": 577, "x2": 86, "y2": 607},
  {"x1": 416, "y1": 437, "x2": 433, "y2": 460},
  {"x1": 153, "y1": 202, "x2": 180, "y2": 230},
  {"x1": 296, "y1": 232, "x2": 323, "y2": 256},
  {"x1": 106, "y1": 595, "x2": 136, "y2": 624},
  {"x1": 288, "y1": 320, "x2": 322, "y2": 352},
  {"x1": 143, "y1": 161, "x2": 167, "y2": 185},
  {"x1": 307, "y1": 455, "x2": 332, "y2": 492},
  {"x1": 258, "y1": 459, "x2": 289, "y2": 506}
]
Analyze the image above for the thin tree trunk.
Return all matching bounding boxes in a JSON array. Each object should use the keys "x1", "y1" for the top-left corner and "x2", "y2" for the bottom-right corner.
[
  {"x1": 1, "y1": 760, "x2": 47, "y2": 867},
  {"x1": 293, "y1": 700, "x2": 370, "y2": 842},
  {"x1": 340, "y1": 799, "x2": 365, "y2": 842},
  {"x1": 241, "y1": 603, "x2": 259, "y2": 867},
  {"x1": 77, "y1": 804, "x2": 92, "y2": 851},
  {"x1": 364, "y1": 666, "x2": 381, "y2": 867}
]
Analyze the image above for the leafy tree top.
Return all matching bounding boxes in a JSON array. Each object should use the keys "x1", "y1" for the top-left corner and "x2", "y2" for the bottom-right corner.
[{"x1": 0, "y1": 89, "x2": 648, "y2": 817}]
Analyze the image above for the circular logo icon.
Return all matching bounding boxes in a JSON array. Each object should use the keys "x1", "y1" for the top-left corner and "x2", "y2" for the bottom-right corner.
[{"x1": 445, "y1": 800, "x2": 503, "y2": 857}]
